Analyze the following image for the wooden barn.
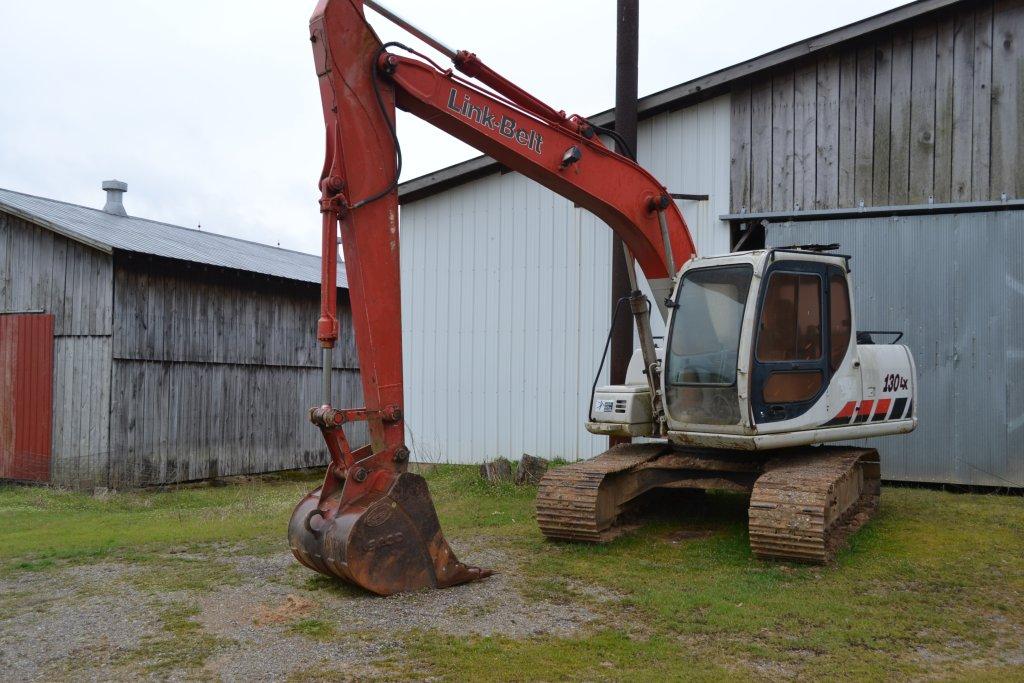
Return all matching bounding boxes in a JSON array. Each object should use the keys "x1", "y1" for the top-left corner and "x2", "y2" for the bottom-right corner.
[{"x1": 0, "y1": 181, "x2": 361, "y2": 489}]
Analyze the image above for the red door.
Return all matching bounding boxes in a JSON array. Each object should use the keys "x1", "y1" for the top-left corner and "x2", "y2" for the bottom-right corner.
[{"x1": 0, "y1": 314, "x2": 54, "y2": 482}]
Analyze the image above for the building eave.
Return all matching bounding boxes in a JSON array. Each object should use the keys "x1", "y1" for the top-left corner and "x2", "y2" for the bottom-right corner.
[
  {"x1": 398, "y1": 0, "x2": 963, "y2": 205},
  {"x1": 0, "y1": 202, "x2": 114, "y2": 254}
]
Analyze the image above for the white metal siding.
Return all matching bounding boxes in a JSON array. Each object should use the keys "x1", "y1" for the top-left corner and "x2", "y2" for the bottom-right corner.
[
  {"x1": 400, "y1": 94, "x2": 731, "y2": 464},
  {"x1": 637, "y1": 95, "x2": 733, "y2": 258}
]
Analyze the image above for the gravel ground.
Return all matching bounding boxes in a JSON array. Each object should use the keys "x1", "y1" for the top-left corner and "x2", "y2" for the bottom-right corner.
[
  {"x1": 0, "y1": 563, "x2": 162, "y2": 680},
  {"x1": 0, "y1": 540, "x2": 604, "y2": 681}
]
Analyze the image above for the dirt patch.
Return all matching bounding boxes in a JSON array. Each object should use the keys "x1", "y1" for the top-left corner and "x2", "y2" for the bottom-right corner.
[
  {"x1": 253, "y1": 594, "x2": 318, "y2": 626},
  {"x1": 749, "y1": 657, "x2": 799, "y2": 680},
  {"x1": 195, "y1": 544, "x2": 599, "y2": 679},
  {"x1": 207, "y1": 545, "x2": 599, "y2": 639},
  {"x1": 0, "y1": 540, "x2": 600, "y2": 681}
]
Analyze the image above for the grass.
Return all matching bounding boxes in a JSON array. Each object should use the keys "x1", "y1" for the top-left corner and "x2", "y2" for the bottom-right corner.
[
  {"x1": 401, "y1": 629, "x2": 738, "y2": 682},
  {"x1": 2, "y1": 465, "x2": 1023, "y2": 681},
  {"x1": 128, "y1": 556, "x2": 246, "y2": 593},
  {"x1": 0, "y1": 474, "x2": 312, "y2": 573},
  {"x1": 287, "y1": 618, "x2": 338, "y2": 641}
]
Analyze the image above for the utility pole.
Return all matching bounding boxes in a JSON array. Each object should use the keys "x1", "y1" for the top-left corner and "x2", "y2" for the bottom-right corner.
[{"x1": 609, "y1": 0, "x2": 638, "y2": 444}]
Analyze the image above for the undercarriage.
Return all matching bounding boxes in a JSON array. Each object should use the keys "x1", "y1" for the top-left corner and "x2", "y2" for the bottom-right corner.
[{"x1": 536, "y1": 444, "x2": 880, "y2": 563}]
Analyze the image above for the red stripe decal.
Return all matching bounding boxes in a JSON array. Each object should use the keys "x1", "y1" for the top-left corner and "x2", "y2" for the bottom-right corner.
[
  {"x1": 858, "y1": 400, "x2": 875, "y2": 417},
  {"x1": 874, "y1": 398, "x2": 892, "y2": 416},
  {"x1": 837, "y1": 401, "x2": 856, "y2": 418}
]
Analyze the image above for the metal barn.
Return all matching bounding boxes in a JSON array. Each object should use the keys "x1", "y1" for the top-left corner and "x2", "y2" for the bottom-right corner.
[
  {"x1": 397, "y1": 0, "x2": 1024, "y2": 487},
  {"x1": 0, "y1": 183, "x2": 360, "y2": 489}
]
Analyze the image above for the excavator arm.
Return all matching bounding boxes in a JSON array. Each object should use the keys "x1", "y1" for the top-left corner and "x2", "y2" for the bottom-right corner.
[{"x1": 288, "y1": 0, "x2": 697, "y2": 595}]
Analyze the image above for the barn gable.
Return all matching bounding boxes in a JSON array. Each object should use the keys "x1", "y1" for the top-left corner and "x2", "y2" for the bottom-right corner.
[{"x1": 0, "y1": 185, "x2": 358, "y2": 488}]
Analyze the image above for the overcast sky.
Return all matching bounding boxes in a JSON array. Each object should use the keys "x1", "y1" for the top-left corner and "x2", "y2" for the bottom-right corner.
[{"x1": 0, "y1": 0, "x2": 905, "y2": 255}]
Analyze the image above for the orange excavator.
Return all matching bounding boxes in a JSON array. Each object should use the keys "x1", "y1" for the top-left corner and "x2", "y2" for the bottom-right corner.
[{"x1": 288, "y1": 0, "x2": 917, "y2": 595}]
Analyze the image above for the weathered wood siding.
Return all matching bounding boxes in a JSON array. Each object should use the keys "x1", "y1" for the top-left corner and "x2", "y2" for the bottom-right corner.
[
  {"x1": 108, "y1": 361, "x2": 362, "y2": 486},
  {"x1": 109, "y1": 256, "x2": 362, "y2": 485},
  {"x1": 0, "y1": 212, "x2": 113, "y2": 487},
  {"x1": 50, "y1": 336, "x2": 112, "y2": 488},
  {"x1": 0, "y1": 213, "x2": 112, "y2": 335},
  {"x1": 730, "y1": 0, "x2": 1024, "y2": 213},
  {"x1": 112, "y1": 255, "x2": 358, "y2": 369}
]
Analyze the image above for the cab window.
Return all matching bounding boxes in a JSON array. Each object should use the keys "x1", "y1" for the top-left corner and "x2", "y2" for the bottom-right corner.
[
  {"x1": 667, "y1": 265, "x2": 753, "y2": 386},
  {"x1": 829, "y1": 272, "x2": 852, "y2": 370},
  {"x1": 664, "y1": 264, "x2": 753, "y2": 426},
  {"x1": 756, "y1": 272, "x2": 822, "y2": 361}
]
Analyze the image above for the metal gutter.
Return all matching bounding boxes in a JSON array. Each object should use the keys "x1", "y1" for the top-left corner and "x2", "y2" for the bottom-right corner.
[
  {"x1": 720, "y1": 199, "x2": 1024, "y2": 223},
  {"x1": 399, "y1": 0, "x2": 963, "y2": 205}
]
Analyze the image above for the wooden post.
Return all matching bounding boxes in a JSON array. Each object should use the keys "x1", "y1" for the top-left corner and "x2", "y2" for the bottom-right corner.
[{"x1": 610, "y1": 0, "x2": 638, "y2": 446}]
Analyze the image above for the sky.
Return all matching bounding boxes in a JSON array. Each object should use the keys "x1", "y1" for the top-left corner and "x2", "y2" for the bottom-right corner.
[{"x1": 0, "y1": 0, "x2": 906, "y2": 255}]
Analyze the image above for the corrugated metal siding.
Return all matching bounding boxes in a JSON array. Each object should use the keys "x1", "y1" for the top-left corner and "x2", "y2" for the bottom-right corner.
[
  {"x1": 0, "y1": 314, "x2": 54, "y2": 482},
  {"x1": 767, "y1": 209, "x2": 1024, "y2": 487},
  {"x1": 1006, "y1": 210, "x2": 1024, "y2": 487},
  {"x1": 400, "y1": 173, "x2": 609, "y2": 463},
  {"x1": 399, "y1": 95, "x2": 731, "y2": 464},
  {"x1": 637, "y1": 95, "x2": 733, "y2": 257}
]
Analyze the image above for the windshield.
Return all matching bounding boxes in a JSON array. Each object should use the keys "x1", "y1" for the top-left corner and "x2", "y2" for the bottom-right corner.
[{"x1": 666, "y1": 265, "x2": 753, "y2": 386}]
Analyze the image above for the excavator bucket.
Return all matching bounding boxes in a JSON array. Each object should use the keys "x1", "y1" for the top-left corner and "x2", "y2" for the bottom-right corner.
[{"x1": 288, "y1": 471, "x2": 492, "y2": 596}]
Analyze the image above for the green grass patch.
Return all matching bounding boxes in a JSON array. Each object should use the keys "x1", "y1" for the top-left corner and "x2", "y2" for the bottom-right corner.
[
  {"x1": 506, "y1": 486, "x2": 1024, "y2": 680},
  {"x1": 12, "y1": 557, "x2": 56, "y2": 572},
  {"x1": 2, "y1": 467, "x2": 1023, "y2": 680},
  {"x1": 420, "y1": 464, "x2": 538, "y2": 537},
  {"x1": 0, "y1": 478, "x2": 314, "y2": 573},
  {"x1": 287, "y1": 618, "x2": 338, "y2": 641},
  {"x1": 397, "y1": 629, "x2": 737, "y2": 682},
  {"x1": 128, "y1": 556, "x2": 246, "y2": 594}
]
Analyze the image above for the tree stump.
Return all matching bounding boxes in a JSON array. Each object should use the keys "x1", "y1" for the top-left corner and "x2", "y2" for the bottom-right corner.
[
  {"x1": 515, "y1": 453, "x2": 549, "y2": 485},
  {"x1": 479, "y1": 457, "x2": 513, "y2": 483}
]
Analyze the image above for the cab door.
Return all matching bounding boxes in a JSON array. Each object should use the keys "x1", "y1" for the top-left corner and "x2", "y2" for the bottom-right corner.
[{"x1": 750, "y1": 259, "x2": 831, "y2": 424}]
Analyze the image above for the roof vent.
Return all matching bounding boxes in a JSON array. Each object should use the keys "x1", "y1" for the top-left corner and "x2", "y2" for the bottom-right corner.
[{"x1": 101, "y1": 180, "x2": 128, "y2": 216}]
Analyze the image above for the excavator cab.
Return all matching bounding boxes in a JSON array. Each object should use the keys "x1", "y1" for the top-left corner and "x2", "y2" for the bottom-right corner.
[{"x1": 588, "y1": 247, "x2": 917, "y2": 447}]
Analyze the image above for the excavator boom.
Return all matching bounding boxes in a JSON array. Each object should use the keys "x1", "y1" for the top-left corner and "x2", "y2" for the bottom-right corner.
[{"x1": 288, "y1": 0, "x2": 698, "y2": 595}]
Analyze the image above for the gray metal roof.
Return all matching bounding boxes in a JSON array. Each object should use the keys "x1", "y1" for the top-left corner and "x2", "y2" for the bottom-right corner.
[
  {"x1": 398, "y1": 0, "x2": 961, "y2": 204},
  {"x1": 0, "y1": 187, "x2": 346, "y2": 288}
]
